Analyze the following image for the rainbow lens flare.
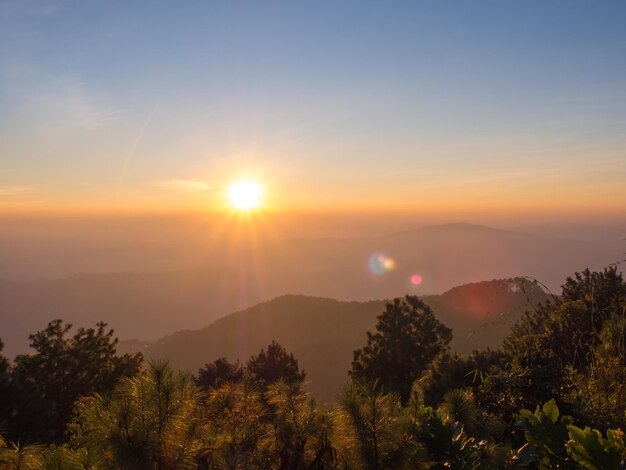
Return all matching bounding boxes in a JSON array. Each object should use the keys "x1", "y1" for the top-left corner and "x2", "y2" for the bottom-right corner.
[
  {"x1": 368, "y1": 253, "x2": 396, "y2": 276},
  {"x1": 410, "y1": 274, "x2": 423, "y2": 285}
]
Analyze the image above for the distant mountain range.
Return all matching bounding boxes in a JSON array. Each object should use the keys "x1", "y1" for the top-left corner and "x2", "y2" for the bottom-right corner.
[
  {"x1": 118, "y1": 280, "x2": 552, "y2": 402},
  {"x1": 0, "y1": 223, "x2": 617, "y2": 359}
]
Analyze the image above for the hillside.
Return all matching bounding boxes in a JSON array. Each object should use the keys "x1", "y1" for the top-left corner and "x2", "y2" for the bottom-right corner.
[
  {"x1": 0, "y1": 223, "x2": 614, "y2": 357},
  {"x1": 123, "y1": 279, "x2": 552, "y2": 401}
]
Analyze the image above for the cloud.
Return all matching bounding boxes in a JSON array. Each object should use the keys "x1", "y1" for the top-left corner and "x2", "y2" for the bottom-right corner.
[
  {"x1": 0, "y1": 185, "x2": 33, "y2": 199},
  {"x1": 29, "y1": 78, "x2": 122, "y2": 132},
  {"x1": 155, "y1": 180, "x2": 211, "y2": 194}
]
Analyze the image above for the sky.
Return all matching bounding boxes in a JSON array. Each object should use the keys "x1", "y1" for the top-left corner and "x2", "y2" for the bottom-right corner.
[{"x1": 1, "y1": 1, "x2": 626, "y2": 220}]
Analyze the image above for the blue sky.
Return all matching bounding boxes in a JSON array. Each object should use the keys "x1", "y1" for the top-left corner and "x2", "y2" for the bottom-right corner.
[{"x1": 1, "y1": 1, "x2": 625, "y2": 216}]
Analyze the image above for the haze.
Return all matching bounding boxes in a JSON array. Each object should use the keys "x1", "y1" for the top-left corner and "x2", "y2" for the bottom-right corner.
[{"x1": 0, "y1": 1, "x2": 624, "y2": 355}]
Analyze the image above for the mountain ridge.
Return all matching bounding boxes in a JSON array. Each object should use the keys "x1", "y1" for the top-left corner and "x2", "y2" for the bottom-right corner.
[
  {"x1": 120, "y1": 279, "x2": 552, "y2": 401},
  {"x1": 0, "y1": 223, "x2": 616, "y2": 358}
]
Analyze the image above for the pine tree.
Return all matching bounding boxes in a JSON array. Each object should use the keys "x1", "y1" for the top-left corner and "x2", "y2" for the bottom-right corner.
[
  {"x1": 350, "y1": 296, "x2": 452, "y2": 403},
  {"x1": 9, "y1": 320, "x2": 143, "y2": 443},
  {"x1": 246, "y1": 341, "x2": 306, "y2": 392}
]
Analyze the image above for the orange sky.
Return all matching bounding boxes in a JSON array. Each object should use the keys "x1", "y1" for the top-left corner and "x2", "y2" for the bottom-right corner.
[{"x1": 1, "y1": 2, "x2": 625, "y2": 222}]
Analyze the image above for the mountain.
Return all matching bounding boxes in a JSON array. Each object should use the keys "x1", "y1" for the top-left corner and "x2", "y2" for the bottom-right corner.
[
  {"x1": 0, "y1": 269, "x2": 251, "y2": 357},
  {"x1": 121, "y1": 279, "x2": 552, "y2": 402},
  {"x1": 0, "y1": 223, "x2": 616, "y2": 358}
]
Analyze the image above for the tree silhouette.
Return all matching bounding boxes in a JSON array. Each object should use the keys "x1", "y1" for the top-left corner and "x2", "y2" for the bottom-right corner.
[
  {"x1": 0, "y1": 340, "x2": 13, "y2": 437},
  {"x1": 506, "y1": 267, "x2": 626, "y2": 371},
  {"x1": 246, "y1": 341, "x2": 306, "y2": 391},
  {"x1": 477, "y1": 267, "x2": 626, "y2": 432},
  {"x1": 9, "y1": 320, "x2": 142, "y2": 443},
  {"x1": 196, "y1": 357, "x2": 244, "y2": 390},
  {"x1": 350, "y1": 296, "x2": 452, "y2": 403}
]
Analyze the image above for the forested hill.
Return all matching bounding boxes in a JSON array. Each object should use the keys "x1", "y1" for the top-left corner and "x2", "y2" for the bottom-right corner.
[
  {"x1": 120, "y1": 279, "x2": 552, "y2": 401},
  {"x1": 1, "y1": 222, "x2": 616, "y2": 358}
]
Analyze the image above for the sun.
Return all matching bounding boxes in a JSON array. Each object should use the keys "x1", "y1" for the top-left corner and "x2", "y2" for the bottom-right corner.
[{"x1": 227, "y1": 180, "x2": 263, "y2": 210}]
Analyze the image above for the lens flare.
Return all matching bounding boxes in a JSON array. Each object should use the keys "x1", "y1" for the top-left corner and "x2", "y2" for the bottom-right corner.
[
  {"x1": 410, "y1": 274, "x2": 423, "y2": 285},
  {"x1": 368, "y1": 253, "x2": 395, "y2": 276}
]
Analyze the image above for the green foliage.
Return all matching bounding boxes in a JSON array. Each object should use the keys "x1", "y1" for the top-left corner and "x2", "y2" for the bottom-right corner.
[
  {"x1": 0, "y1": 435, "x2": 105, "y2": 469},
  {"x1": 1, "y1": 267, "x2": 625, "y2": 468},
  {"x1": 0, "y1": 437, "x2": 45, "y2": 470},
  {"x1": 476, "y1": 366, "x2": 563, "y2": 443},
  {"x1": 70, "y1": 361, "x2": 201, "y2": 470},
  {"x1": 336, "y1": 381, "x2": 423, "y2": 469},
  {"x1": 0, "y1": 340, "x2": 13, "y2": 438},
  {"x1": 566, "y1": 312, "x2": 626, "y2": 430},
  {"x1": 491, "y1": 267, "x2": 626, "y2": 432},
  {"x1": 41, "y1": 445, "x2": 103, "y2": 470},
  {"x1": 513, "y1": 399, "x2": 626, "y2": 470},
  {"x1": 566, "y1": 425, "x2": 626, "y2": 470},
  {"x1": 351, "y1": 296, "x2": 453, "y2": 403},
  {"x1": 329, "y1": 384, "x2": 496, "y2": 469},
  {"x1": 506, "y1": 267, "x2": 626, "y2": 373},
  {"x1": 416, "y1": 349, "x2": 507, "y2": 407},
  {"x1": 514, "y1": 399, "x2": 574, "y2": 468},
  {"x1": 201, "y1": 380, "x2": 273, "y2": 468},
  {"x1": 266, "y1": 381, "x2": 336, "y2": 468},
  {"x1": 437, "y1": 389, "x2": 480, "y2": 436},
  {"x1": 247, "y1": 341, "x2": 306, "y2": 392},
  {"x1": 562, "y1": 267, "x2": 626, "y2": 317},
  {"x1": 196, "y1": 357, "x2": 244, "y2": 391},
  {"x1": 407, "y1": 402, "x2": 486, "y2": 469},
  {"x1": 8, "y1": 321, "x2": 142, "y2": 444}
]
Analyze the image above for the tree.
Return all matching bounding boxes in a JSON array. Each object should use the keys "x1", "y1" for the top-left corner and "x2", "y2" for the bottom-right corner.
[
  {"x1": 500, "y1": 267, "x2": 626, "y2": 430},
  {"x1": 196, "y1": 357, "x2": 244, "y2": 391},
  {"x1": 8, "y1": 320, "x2": 143, "y2": 443},
  {"x1": 70, "y1": 361, "x2": 201, "y2": 470},
  {"x1": 506, "y1": 267, "x2": 626, "y2": 372},
  {"x1": 246, "y1": 341, "x2": 306, "y2": 392},
  {"x1": 0, "y1": 339, "x2": 13, "y2": 436},
  {"x1": 201, "y1": 380, "x2": 273, "y2": 468},
  {"x1": 350, "y1": 296, "x2": 452, "y2": 403},
  {"x1": 335, "y1": 382, "x2": 421, "y2": 469},
  {"x1": 415, "y1": 349, "x2": 507, "y2": 407},
  {"x1": 0, "y1": 339, "x2": 9, "y2": 383},
  {"x1": 0, "y1": 435, "x2": 45, "y2": 470},
  {"x1": 562, "y1": 267, "x2": 626, "y2": 318},
  {"x1": 567, "y1": 313, "x2": 626, "y2": 429},
  {"x1": 266, "y1": 381, "x2": 336, "y2": 468}
]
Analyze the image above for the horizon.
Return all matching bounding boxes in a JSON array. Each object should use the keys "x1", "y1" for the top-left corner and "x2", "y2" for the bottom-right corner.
[
  {"x1": 2, "y1": 4, "x2": 626, "y2": 461},
  {"x1": 1, "y1": 1, "x2": 626, "y2": 219}
]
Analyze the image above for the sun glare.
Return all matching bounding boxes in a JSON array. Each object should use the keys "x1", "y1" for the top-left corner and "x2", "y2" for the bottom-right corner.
[{"x1": 227, "y1": 181, "x2": 263, "y2": 210}]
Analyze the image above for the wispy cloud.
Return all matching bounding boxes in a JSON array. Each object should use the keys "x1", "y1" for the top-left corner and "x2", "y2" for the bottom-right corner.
[
  {"x1": 29, "y1": 78, "x2": 122, "y2": 133},
  {"x1": 155, "y1": 180, "x2": 211, "y2": 194},
  {"x1": 0, "y1": 185, "x2": 33, "y2": 198},
  {"x1": 117, "y1": 108, "x2": 157, "y2": 196}
]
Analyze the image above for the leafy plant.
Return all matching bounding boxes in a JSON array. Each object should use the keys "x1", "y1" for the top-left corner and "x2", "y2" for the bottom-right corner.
[
  {"x1": 566, "y1": 425, "x2": 626, "y2": 470},
  {"x1": 514, "y1": 399, "x2": 573, "y2": 468},
  {"x1": 408, "y1": 403, "x2": 485, "y2": 470}
]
